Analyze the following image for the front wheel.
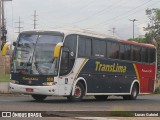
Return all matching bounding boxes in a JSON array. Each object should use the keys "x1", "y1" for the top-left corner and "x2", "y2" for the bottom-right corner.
[
  {"x1": 123, "y1": 84, "x2": 139, "y2": 100},
  {"x1": 31, "y1": 94, "x2": 47, "y2": 101},
  {"x1": 67, "y1": 82, "x2": 85, "y2": 102}
]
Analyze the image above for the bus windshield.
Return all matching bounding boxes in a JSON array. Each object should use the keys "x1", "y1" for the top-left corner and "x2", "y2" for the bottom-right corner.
[{"x1": 13, "y1": 33, "x2": 63, "y2": 75}]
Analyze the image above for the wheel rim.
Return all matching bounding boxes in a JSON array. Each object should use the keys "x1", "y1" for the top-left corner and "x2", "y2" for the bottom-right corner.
[
  {"x1": 74, "y1": 86, "x2": 82, "y2": 98},
  {"x1": 132, "y1": 87, "x2": 137, "y2": 97}
]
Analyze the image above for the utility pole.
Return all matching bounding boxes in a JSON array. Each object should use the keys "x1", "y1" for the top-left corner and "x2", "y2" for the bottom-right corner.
[
  {"x1": 33, "y1": 10, "x2": 38, "y2": 29},
  {"x1": 15, "y1": 16, "x2": 23, "y2": 34},
  {"x1": 108, "y1": 27, "x2": 116, "y2": 36},
  {"x1": 0, "y1": 0, "x2": 12, "y2": 50},
  {"x1": 129, "y1": 19, "x2": 138, "y2": 40}
]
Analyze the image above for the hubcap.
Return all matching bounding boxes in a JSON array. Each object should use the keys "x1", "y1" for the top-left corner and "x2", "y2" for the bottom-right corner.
[{"x1": 74, "y1": 86, "x2": 81, "y2": 98}]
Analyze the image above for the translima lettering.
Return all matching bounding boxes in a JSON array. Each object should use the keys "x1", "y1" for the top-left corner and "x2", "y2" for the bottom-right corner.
[{"x1": 95, "y1": 61, "x2": 127, "y2": 73}]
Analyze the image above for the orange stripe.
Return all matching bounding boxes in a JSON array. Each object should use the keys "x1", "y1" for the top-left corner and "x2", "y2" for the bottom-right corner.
[{"x1": 133, "y1": 64, "x2": 140, "y2": 81}]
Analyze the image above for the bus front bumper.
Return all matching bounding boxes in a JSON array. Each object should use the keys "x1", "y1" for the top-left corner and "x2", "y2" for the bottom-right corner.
[{"x1": 9, "y1": 83, "x2": 57, "y2": 95}]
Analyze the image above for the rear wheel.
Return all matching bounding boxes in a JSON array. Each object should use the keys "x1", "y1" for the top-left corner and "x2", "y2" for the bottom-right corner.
[
  {"x1": 31, "y1": 94, "x2": 47, "y2": 101},
  {"x1": 94, "y1": 95, "x2": 108, "y2": 101},
  {"x1": 123, "y1": 84, "x2": 139, "y2": 100},
  {"x1": 67, "y1": 82, "x2": 85, "y2": 102}
]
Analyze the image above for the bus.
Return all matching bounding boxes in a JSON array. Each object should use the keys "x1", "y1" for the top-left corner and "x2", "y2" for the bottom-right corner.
[{"x1": 3, "y1": 29, "x2": 156, "y2": 101}]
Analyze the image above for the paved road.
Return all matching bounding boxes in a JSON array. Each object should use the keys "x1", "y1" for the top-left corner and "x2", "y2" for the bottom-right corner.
[{"x1": 0, "y1": 94, "x2": 160, "y2": 120}]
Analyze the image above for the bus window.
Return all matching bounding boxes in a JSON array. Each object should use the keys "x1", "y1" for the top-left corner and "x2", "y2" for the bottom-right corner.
[
  {"x1": 120, "y1": 44, "x2": 125, "y2": 60},
  {"x1": 107, "y1": 42, "x2": 119, "y2": 59},
  {"x1": 60, "y1": 35, "x2": 77, "y2": 75},
  {"x1": 131, "y1": 46, "x2": 141, "y2": 62},
  {"x1": 141, "y1": 47, "x2": 148, "y2": 63},
  {"x1": 124, "y1": 44, "x2": 131, "y2": 60},
  {"x1": 149, "y1": 48, "x2": 156, "y2": 63},
  {"x1": 78, "y1": 37, "x2": 91, "y2": 57},
  {"x1": 92, "y1": 39, "x2": 106, "y2": 57}
]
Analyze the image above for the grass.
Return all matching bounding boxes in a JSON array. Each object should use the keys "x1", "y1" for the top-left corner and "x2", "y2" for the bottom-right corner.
[{"x1": 0, "y1": 74, "x2": 10, "y2": 82}]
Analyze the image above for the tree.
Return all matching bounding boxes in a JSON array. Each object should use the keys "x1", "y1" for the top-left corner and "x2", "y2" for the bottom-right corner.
[
  {"x1": 128, "y1": 8, "x2": 160, "y2": 69},
  {"x1": 128, "y1": 38, "x2": 147, "y2": 43},
  {"x1": 144, "y1": 8, "x2": 160, "y2": 70},
  {"x1": 144, "y1": 8, "x2": 160, "y2": 45}
]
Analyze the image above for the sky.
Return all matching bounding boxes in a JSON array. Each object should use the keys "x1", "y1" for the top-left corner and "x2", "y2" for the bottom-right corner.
[{"x1": 4, "y1": 0, "x2": 160, "y2": 42}]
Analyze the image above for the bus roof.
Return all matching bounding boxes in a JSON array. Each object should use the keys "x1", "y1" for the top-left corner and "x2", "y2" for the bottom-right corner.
[
  {"x1": 21, "y1": 29, "x2": 115, "y2": 39},
  {"x1": 119, "y1": 39, "x2": 156, "y2": 49},
  {"x1": 21, "y1": 29, "x2": 156, "y2": 49}
]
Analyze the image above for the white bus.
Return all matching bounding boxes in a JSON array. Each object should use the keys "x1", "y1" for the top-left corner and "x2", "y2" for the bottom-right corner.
[{"x1": 4, "y1": 29, "x2": 156, "y2": 101}]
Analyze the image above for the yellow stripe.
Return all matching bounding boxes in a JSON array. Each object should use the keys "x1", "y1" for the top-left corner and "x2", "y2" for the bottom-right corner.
[
  {"x1": 133, "y1": 64, "x2": 140, "y2": 81},
  {"x1": 74, "y1": 59, "x2": 88, "y2": 80}
]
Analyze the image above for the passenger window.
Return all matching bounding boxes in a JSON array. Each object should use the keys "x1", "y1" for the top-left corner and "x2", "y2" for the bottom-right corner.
[
  {"x1": 78, "y1": 37, "x2": 91, "y2": 57},
  {"x1": 124, "y1": 44, "x2": 131, "y2": 60},
  {"x1": 131, "y1": 46, "x2": 141, "y2": 62},
  {"x1": 141, "y1": 47, "x2": 148, "y2": 63},
  {"x1": 92, "y1": 39, "x2": 106, "y2": 57},
  {"x1": 120, "y1": 44, "x2": 125, "y2": 60},
  {"x1": 107, "y1": 42, "x2": 119, "y2": 59},
  {"x1": 149, "y1": 48, "x2": 156, "y2": 63}
]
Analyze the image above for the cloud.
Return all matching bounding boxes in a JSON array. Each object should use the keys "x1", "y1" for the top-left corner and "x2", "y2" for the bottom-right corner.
[{"x1": 138, "y1": 23, "x2": 147, "y2": 35}]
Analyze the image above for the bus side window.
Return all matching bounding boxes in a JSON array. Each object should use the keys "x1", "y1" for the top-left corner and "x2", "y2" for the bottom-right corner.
[
  {"x1": 92, "y1": 39, "x2": 106, "y2": 57},
  {"x1": 124, "y1": 44, "x2": 131, "y2": 60},
  {"x1": 149, "y1": 48, "x2": 156, "y2": 63},
  {"x1": 141, "y1": 47, "x2": 148, "y2": 63},
  {"x1": 78, "y1": 37, "x2": 91, "y2": 57},
  {"x1": 120, "y1": 44, "x2": 125, "y2": 60},
  {"x1": 131, "y1": 45, "x2": 141, "y2": 62},
  {"x1": 107, "y1": 42, "x2": 119, "y2": 59}
]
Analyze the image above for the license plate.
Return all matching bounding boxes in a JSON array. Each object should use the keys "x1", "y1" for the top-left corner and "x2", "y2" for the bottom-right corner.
[{"x1": 26, "y1": 88, "x2": 34, "y2": 92}]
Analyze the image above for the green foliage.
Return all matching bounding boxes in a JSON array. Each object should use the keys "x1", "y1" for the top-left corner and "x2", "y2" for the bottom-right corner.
[
  {"x1": 154, "y1": 86, "x2": 160, "y2": 94},
  {"x1": 144, "y1": 8, "x2": 160, "y2": 44},
  {"x1": 128, "y1": 38, "x2": 148, "y2": 43},
  {"x1": 110, "y1": 111, "x2": 134, "y2": 117},
  {"x1": 0, "y1": 74, "x2": 10, "y2": 82},
  {"x1": 129, "y1": 8, "x2": 160, "y2": 69}
]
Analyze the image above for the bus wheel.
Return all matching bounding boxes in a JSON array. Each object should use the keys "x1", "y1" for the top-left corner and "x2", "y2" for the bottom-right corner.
[
  {"x1": 123, "y1": 84, "x2": 138, "y2": 100},
  {"x1": 31, "y1": 94, "x2": 47, "y2": 101},
  {"x1": 94, "y1": 95, "x2": 108, "y2": 101},
  {"x1": 67, "y1": 82, "x2": 85, "y2": 102}
]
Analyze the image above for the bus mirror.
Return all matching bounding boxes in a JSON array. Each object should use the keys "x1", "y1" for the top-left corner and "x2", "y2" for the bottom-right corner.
[
  {"x1": 54, "y1": 42, "x2": 63, "y2": 58},
  {"x1": 1, "y1": 42, "x2": 10, "y2": 56},
  {"x1": 13, "y1": 42, "x2": 16, "y2": 46}
]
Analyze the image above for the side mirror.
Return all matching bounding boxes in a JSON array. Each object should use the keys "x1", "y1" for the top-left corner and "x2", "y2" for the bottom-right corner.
[
  {"x1": 1, "y1": 42, "x2": 10, "y2": 56},
  {"x1": 53, "y1": 42, "x2": 63, "y2": 58},
  {"x1": 13, "y1": 42, "x2": 16, "y2": 46}
]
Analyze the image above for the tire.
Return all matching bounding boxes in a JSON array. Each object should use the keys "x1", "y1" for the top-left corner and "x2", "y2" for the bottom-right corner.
[
  {"x1": 94, "y1": 95, "x2": 108, "y2": 101},
  {"x1": 32, "y1": 94, "x2": 47, "y2": 101},
  {"x1": 67, "y1": 82, "x2": 85, "y2": 102},
  {"x1": 123, "y1": 84, "x2": 139, "y2": 100}
]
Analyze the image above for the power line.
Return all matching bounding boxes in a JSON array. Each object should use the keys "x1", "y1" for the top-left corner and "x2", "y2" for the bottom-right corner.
[
  {"x1": 51, "y1": 0, "x2": 127, "y2": 29},
  {"x1": 85, "y1": 0, "x2": 153, "y2": 29},
  {"x1": 15, "y1": 16, "x2": 23, "y2": 34}
]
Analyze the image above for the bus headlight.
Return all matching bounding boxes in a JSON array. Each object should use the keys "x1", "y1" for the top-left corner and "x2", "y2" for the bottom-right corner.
[
  {"x1": 10, "y1": 80, "x2": 19, "y2": 84},
  {"x1": 42, "y1": 82, "x2": 54, "y2": 86}
]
